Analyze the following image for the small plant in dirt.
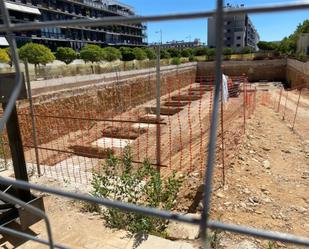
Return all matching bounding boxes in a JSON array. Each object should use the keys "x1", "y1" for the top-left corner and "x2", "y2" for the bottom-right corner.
[
  {"x1": 207, "y1": 229, "x2": 222, "y2": 248},
  {"x1": 171, "y1": 57, "x2": 181, "y2": 65},
  {"x1": 266, "y1": 241, "x2": 278, "y2": 249},
  {"x1": 91, "y1": 147, "x2": 182, "y2": 235}
]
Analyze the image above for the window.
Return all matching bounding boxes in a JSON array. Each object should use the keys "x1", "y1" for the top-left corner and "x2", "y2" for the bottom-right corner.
[
  {"x1": 237, "y1": 36, "x2": 241, "y2": 40},
  {"x1": 227, "y1": 37, "x2": 231, "y2": 40},
  {"x1": 236, "y1": 44, "x2": 241, "y2": 47}
]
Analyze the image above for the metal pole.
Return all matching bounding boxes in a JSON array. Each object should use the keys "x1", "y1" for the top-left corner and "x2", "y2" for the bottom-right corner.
[
  {"x1": 220, "y1": 79, "x2": 225, "y2": 186},
  {"x1": 243, "y1": 74, "x2": 246, "y2": 134},
  {"x1": 201, "y1": 0, "x2": 224, "y2": 242},
  {"x1": 156, "y1": 45, "x2": 161, "y2": 173},
  {"x1": 292, "y1": 88, "x2": 302, "y2": 130},
  {"x1": 24, "y1": 59, "x2": 41, "y2": 176},
  {"x1": 2, "y1": 103, "x2": 31, "y2": 202},
  {"x1": 282, "y1": 91, "x2": 289, "y2": 121},
  {"x1": 277, "y1": 87, "x2": 283, "y2": 112}
]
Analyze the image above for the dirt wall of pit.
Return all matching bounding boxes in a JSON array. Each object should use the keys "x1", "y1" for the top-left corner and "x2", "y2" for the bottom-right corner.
[
  {"x1": 286, "y1": 59, "x2": 309, "y2": 89},
  {"x1": 16, "y1": 63, "x2": 196, "y2": 147},
  {"x1": 196, "y1": 59, "x2": 287, "y2": 82}
]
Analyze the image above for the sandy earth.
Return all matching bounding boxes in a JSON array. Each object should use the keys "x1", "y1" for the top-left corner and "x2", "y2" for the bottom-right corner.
[
  {"x1": 0, "y1": 86, "x2": 308, "y2": 249},
  {"x1": 209, "y1": 103, "x2": 309, "y2": 249}
]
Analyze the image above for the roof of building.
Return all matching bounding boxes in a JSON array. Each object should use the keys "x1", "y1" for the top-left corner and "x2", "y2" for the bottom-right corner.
[
  {"x1": 5, "y1": 2, "x2": 41, "y2": 15},
  {"x1": 0, "y1": 37, "x2": 9, "y2": 46}
]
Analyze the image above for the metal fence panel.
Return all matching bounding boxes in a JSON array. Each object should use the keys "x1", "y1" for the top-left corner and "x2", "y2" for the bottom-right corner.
[{"x1": 0, "y1": 0, "x2": 309, "y2": 248}]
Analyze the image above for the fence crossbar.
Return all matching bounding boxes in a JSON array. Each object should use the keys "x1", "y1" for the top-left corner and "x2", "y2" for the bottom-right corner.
[
  {"x1": 0, "y1": 3, "x2": 308, "y2": 33},
  {"x1": 0, "y1": 0, "x2": 309, "y2": 248}
]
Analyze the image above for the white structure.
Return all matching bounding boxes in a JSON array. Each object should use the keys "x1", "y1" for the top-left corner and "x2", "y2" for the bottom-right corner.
[{"x1": 297, "y1": 33, "x2": 309, "y2": 55}]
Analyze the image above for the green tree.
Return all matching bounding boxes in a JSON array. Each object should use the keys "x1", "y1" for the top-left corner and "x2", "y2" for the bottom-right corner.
[
  {"x1": 56, "y1": 47, "x2": 77, "y2": 65},
  {"x1": 0, "y1": 48, "x2": 10, "y2": 63},
  {"x1": 193, "y1": 47, "x2": 208, "y2": 56},
  {"x1": 223, "y1": 47, "x2": 233, "y2": 55},
  {"x1": 80, "y1": 44, "x2": 104, "y2": 63},
  {"x1": 181, "y1": 48, "x2": 192, "y2": 57},
  {"x1": 143, "y1": 48, "x2": 156, "y2": 60},
  {"x1": 257, "y1": 41, "x2": 277, "y2": 51},
  {"x1": 171, "y1": 57, "x2": 181, "y2": 65},
  {"x1": 167, "y1": 48, "x2": 180, "y2": 58},
  {"x1": 276, "y1": 20, "x2": 309, "y2": 55},
  {"x1": 160, "y1": 49, "x2": 170, "y2": 59},
  {"x1": 120, "y1": 47, "x2": 135, "y2": 61},
  {"x1": 103, "y1": 47, "x2": 122, "y2": 62},
  {"x1": 188, "y1": 55, "x2": 196, "y2": 62},
  {"x1": 132, "y1": 47, "x2": 147, "y2": 60},
  {"x1": 207, "y1": 48, "x2": 215, "y2": 56},
  {"x1": 242, "y1": 46, "x2": 252, "y2": 54},
  {"x1": 19, "y1": 43, "x2": 55, "y2": 66}
]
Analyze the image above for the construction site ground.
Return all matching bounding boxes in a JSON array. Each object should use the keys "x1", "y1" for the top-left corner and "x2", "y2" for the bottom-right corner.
[
  {"x1": 0, "y1": 85, "x2": 308, "y2": 249},
  {"x1": 209, "y1": 104, "x2": 309, "y2": 249}
]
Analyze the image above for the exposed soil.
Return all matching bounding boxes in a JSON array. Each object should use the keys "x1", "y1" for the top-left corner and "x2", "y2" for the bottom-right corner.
[
  {"x1": 208, "y1": 103, "x2": 309, "y2": 249},
  {"x1": 1, "y1": 85, "x2": 308, "y2": 249}
]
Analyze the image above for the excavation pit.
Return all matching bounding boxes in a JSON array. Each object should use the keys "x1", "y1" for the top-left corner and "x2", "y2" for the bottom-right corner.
[
  {"x1": 171, "y1": 95, "x2": 202, "y2": 101},
  {"x1": 164, "y1": 101, "x2": 189, "y2": 107},
  {"x1": 146, "y1": 107, "x2": 183, "y2": 116},
  {"x1": 102, "y1": 126, "x2": 147, "y2": 140},
  {"x1": 69, "y1": 145, "x2": 113, "y2": 159},
  {"x1": 138, "y1": 114, "x2": 164, "y2": 124},
  {"x1": 91, "y1": 137, "x2": 134, "y2": 149},
  {"x1": 132, "y1": 123, "x2": 156, "y2": 129}
]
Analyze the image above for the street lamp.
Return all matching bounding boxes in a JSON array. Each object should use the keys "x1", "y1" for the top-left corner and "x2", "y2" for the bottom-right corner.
[{"x1": 155, "y1": 30, "x2": 162, "y2": 44}]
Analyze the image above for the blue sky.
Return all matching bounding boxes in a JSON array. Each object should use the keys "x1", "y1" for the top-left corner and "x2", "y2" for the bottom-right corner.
[{"x1": 123, "y1": 0, "x2": 309, "y2": 44}]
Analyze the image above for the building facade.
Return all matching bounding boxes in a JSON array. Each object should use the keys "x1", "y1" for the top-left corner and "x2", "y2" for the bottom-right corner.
[
  {"x1": 207, "y1": 4, "x2": 259, "y2": 52},
  {"x1": 1, "y1": 0, "x2": 147, "y2": 50},
  {"x1": 149, "y1": 39, "x2": 202, "y2": 49}
]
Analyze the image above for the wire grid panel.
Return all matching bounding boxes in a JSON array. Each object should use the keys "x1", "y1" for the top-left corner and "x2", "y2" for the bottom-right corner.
[{"x1": 0, "y1": 1, "x2": 309, "y2": 248}]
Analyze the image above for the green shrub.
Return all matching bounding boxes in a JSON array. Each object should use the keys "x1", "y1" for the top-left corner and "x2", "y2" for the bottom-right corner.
[
  {"x1": 171, "y1": 57, "x2": 181, "y2": 65},
  {"x1": 0, "y1": 48, "x2": 10, "y2": 63},
  {"x1": 144, "y1": 48, "x2": 156, "y2": 60},
  {"x1": 188, "y1": 55, "x2": 196, "y2": 62},
  {"x1": 193, "y1": 47, "x2": 208, "y2": 56},
  {"x1": 223, "y1": 47, "x2": 233, "y2": 55},
  {"x1": 80, "y1": 44, "x2": 104, "y2": 63},
  {"x1": 133, "y1": 47, "x2": 147, "y2": 60},
  {"x1": 103, "y1": 47, "x2": 122, "y2": 61},
  {"x1": 120, "y1": 47, "x2": 135, "y2": 61},
  {"x1": 206, "y1": 48, "x2": 216, "y2": 60},
  {"x1": 19, "y1": 42, "x2": 55, "y2": 66},
  {"x1": 241, "y1": 46, "x2": 253, "y2": 54},
  {"x1": 167, "y1": 48, "x2": 180, "y2": 58},
  {"x1": 181, "y1": 48, "x2": 193, "y2": 57},
  {"x1": 56, "y1": 47, "x2": 77, "y2": 64},
  {"x1": 91, "y1": 147, "x2": 182, "y2": 234},
  {"x1": 160, "y1": 49, "x2": 170, "y2": 59}
]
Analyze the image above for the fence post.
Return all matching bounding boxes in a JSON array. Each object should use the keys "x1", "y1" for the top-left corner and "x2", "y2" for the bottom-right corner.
[
  {"x1": 24, "y1": 58, "x2": 41, "y2": 176},
  {"x1": 277, "y1": 87, "x2": 283, "y2": 113},
  {"x1": 254, "y1": 86, "x2": 257, "y2": 112},
  {"x1": 243, "y1": 74, "x2": 246, "y2": 134},
  {"x1": 282, "y1": 91, "x2": 289, "y2": 120},
  {"x1": 155, "y1": 45, "x2": 161, "y2": 173},
  {"x1": 220, "y1": 77, "x2": 225, "y2": 186},
  {"x1": 292, "y1": 88, "x2": 302, "y2": 130}
]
